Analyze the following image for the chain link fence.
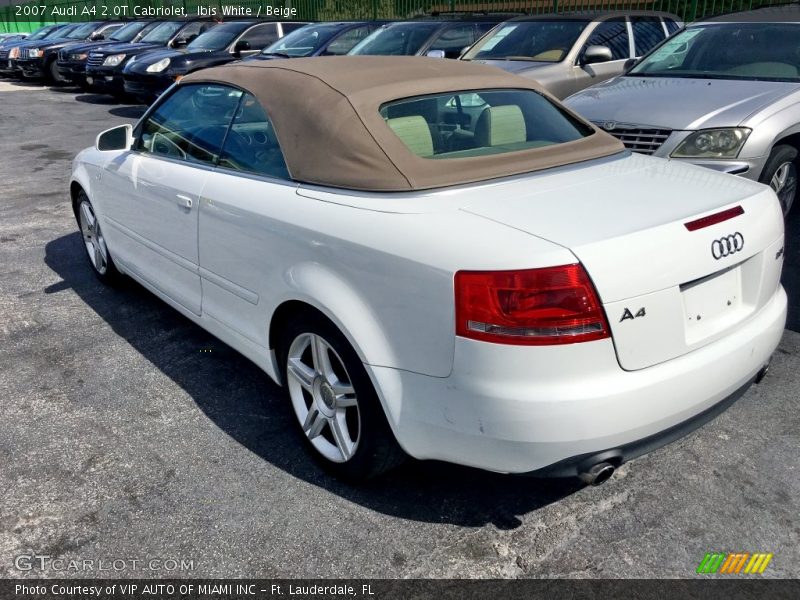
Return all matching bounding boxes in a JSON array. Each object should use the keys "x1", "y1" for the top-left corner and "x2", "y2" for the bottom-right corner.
[{"x1": 0, "y1": 0, "x2": 796, "y2": 33}]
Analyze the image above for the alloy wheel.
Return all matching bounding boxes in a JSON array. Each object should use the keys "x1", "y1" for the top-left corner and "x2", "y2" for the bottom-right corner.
[
  {"x1": 79, "y1": 200, "x2": 108, "y2": 275},
  {"x1": 286, "y1": 332, "x2": 360, "y2": 463},
  {"x1": 770, "y1": 161, "x2": 797, "y2": 216}
]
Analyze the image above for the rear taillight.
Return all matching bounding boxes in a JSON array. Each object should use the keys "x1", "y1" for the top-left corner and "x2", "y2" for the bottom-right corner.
[{"x1": 454, "y1": 264, "x2": 610, "y2": 345}]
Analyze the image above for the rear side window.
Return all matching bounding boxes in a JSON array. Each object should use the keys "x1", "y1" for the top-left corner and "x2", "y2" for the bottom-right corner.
[
  {"x1": 380, "y1": 89, "x2": 591, "y2": 159},
  {"x1": 632, "y1": 16, "x2": 666, "y2": 56},
  {"x1": 325, "y1": 25, "x2": 372, "y2": 55},
  {"x1": 239, "y1": 23, "x2": 280, "y2": 49},
  {"x1": 665, "y1": 19, "x2": 681, "y2": 35},
  {"x1": 584, "y1": 19, "x2": 630, "y2": 61},
  {"x1": 428, "y1": 24, "x2": 475, "y2": 58},
  {"x1": 138, "y1": 84, "x2": 242, "y2": 165},
  {"x1": 218, "y1": 93, "x2": 290, "y2": 180}
]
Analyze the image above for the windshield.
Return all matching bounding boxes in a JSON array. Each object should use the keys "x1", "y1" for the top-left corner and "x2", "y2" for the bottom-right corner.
[
  {"x1": 187, "y1": 22, "x2": 247, "y2": 51},
  {"x1": 45, "y1": 24, "x2": 77, "y2": 39},
  {"x1": 463, "y1": 20, "x2": 589, "y2": 62},
  {"x1": 140, "y1": 21, "x2": 183, "y2": 44},
  {"x1": 631, "y1": 23, "x2": 800, "y2": 82},
  {"x1": 263, "y1": 23, "x2": 342, "y2": 57},
  {"x1": 380, "y1": 88, "x2": 591, "y2": 159},
  {"x1": 67, "y1": 22, "x2": 100, "y2": 40},
  {"x1": 109, "y1": 21, "x2": 150, "y2": 42},
  {"x1": 349, "y1": 22, "x2": 440, "y2": 56},
  {"x1": 28, "y1": 26, "x2": 57, "y2": 41}
]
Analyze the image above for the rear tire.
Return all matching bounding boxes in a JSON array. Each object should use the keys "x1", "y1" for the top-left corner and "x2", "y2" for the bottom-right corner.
[
  {"x1": 278, "y1": 311, "x2": 405, "y2": 481},
  {"x1": 75, "y1": 191, "x2": 121, "y2": 285},
  {"x1": 760, "y1": 144, "x2": 798, "y2": 216}
]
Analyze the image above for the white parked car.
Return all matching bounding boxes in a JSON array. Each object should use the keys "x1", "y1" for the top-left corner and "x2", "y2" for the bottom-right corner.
[{"x1": 70, "y1": 57, "x2": 786, "y2": 483}]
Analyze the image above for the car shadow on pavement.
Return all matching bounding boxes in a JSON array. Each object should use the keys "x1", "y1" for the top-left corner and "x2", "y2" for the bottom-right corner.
[
  {"x1": 44, "y1": 232, "x2": 583, "y2": 529},
  {"x1": 108, "y1": 106, "x2": 147, "y2": 119}
]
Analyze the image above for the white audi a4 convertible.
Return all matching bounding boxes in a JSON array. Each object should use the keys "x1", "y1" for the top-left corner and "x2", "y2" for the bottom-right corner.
[{"x1": 70, "y1": 57, "x2": 786, "y2": 483}]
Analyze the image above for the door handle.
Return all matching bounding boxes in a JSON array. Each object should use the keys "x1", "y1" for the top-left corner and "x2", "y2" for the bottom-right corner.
[{"x1": 176, "y1": 194, "x2": 193, "y2": 209}]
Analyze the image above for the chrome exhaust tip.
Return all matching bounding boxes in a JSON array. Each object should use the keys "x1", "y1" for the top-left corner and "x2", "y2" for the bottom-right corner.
[{"x1": 578, "y1": 461, "x2": 616, "y2": 486}]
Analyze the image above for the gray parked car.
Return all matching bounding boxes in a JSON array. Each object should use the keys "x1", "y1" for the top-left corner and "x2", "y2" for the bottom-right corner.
[
  {"x1": 461, "y1": 12, "x2": 681, "y2": 98},
  {"x1": 565, "y1": 10, "x2": 800, "y2": 215}
]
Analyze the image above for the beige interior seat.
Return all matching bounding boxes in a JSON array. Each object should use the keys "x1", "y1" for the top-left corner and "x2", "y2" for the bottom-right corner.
[
  {"x1": 385, "y1": 116, "x2": 434, "y2": 157},
  {"x1": 475, "y1": 105, "x2": 527, "y2": 147}
]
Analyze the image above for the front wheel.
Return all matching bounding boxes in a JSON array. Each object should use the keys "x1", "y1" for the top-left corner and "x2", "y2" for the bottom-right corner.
[
  {"x1": 76, "y1": 192, "x2": 120, "y2": 285},
  {"x1": 279, "y1": 312, "x2": 405, "y2": 480},
  {"x1": 760, "y1": 144, "x2": 798, "y2": 217},
  {"x1": 48, "y1": 59, "x2": 67, "y2": 85}
]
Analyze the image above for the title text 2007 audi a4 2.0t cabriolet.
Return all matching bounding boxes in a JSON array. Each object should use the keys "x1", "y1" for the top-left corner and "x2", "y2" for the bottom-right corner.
[{"x1": 70, "y1": 57, "x2": 786, "y2": 483}]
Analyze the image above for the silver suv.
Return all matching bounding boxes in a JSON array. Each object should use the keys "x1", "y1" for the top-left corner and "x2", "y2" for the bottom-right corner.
[
  {"x1": 565, "y1": 9, "x2": 800, "y2": 215},
  {"x1": 461, "y1": 12, "x2": 681, "y2": 99}
]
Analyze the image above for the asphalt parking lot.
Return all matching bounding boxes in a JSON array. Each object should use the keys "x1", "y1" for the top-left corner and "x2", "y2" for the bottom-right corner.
[{"x1": 1, "y1": 79, "x2": 799, "y2": 579}]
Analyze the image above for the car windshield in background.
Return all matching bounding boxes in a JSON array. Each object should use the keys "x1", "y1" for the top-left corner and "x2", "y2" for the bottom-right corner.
[
  {"x1": 46, "y1": 24, "x2": 78, "y2": 39},
  {"x1": 140, "y1": 21, "x2": 184, "y2": 44},
  {"x1": 263, "y1": 23, "x2": 341, "y2": 57},
  {"x1": 187, "y1": 23, "x2": 247, "y2": 51},
  {"x1": 463, "y1": 21, "x2": 589, "y2": 62},
  {"x1": 109, "y1": 21, "x2": 151, "y2": 43},
  {"x1": 27, "y1": 26, "x2": 56, "y2": 41},
  {"x1": 66, "y1": 22, "x2": 100, "y2": 40},
  {"x1": 349, "y1": 22, "x2": 439, "y2": 55},
  {"x1": 380, "y1": 89, "x2": 591, "y2": 159},
  {"x1": 630, "y1": 23, "x2": 800, "y2": 82}
]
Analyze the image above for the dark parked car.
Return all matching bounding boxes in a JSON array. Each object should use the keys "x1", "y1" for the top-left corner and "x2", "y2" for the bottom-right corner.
[
  {"x1": 347, "y1": 16, "x2": 516, "y2": 59},
  {"x1": 246, "y1": 21, "x2": 385, "y2": 61},
  {"x1": 56, "y1": 20, "x2": 162, "y2": 87},
  {"x1": 0, "y1": 24, "x2": 74, "y2": 77},
  {"x1": 0, "y1": 33, "x2": 27, "y2": 43},
  {"x1": 16, "y1": 21, "x2": 124, "y2": 83},
  {"x1": 84, "y1": 17, "x2": 219, "y2": 97},
  {"x1": 123, "y1": 20, "x2": 306, "y2": 102}
]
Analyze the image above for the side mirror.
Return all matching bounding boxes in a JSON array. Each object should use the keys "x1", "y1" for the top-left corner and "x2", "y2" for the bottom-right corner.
[
  {"x1": 582, "y1": 45, "x2": 613, "y2": 65},
  {"x1": 90, "y1": 33, "x2": 104, "y2": 41},
  {"x1": 623, "y1": 58, "x2": 638, "y2": 73},
  {"x1": 233, "y1": 40, "x2": 251, "y2": 55},
  {"x1": 172, "y1": 37, "x2": 188, "y2": 48},
  {"x1": 426, "y1": 49, "x2": 446, "y2": 59},
  {"x1": 96, "y1": 124, "x2": 133, "y2": 152}
]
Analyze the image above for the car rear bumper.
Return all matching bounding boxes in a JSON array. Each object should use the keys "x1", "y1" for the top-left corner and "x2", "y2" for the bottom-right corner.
[{"x1": 368, "y1": 285, "x2": 786, "y2": 474}]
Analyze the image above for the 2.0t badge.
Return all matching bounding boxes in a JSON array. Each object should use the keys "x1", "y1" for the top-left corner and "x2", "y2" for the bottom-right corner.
[{"x1": 711, "y1": 233, "x2": 744, "y2": 260}]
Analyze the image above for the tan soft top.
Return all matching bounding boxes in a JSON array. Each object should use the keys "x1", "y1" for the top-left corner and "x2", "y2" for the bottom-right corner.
[{"x1": 182, "y1": 56, "x2": 624, "y2": 191}]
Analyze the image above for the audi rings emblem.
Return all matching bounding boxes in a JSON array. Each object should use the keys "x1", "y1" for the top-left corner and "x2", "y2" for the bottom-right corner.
[{"x1": 711, "y1": 233, "x2": 744, "y2": 260}]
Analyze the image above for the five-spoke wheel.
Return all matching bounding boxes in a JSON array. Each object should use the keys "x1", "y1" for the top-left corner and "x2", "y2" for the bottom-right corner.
[
  {"x1": 280, "y1": 312, "x2": 405, "y2": 480},
  {"x1": 75, "y1": 191, "x2": 120, "y2": 284}
]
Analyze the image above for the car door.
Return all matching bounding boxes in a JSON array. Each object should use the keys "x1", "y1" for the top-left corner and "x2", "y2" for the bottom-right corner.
[
  {"x1": 98, "y1": 83, "x2": 241, "y2": 315},
  {"x1": 569, "y1": 18, "x2": 631, "y2": 96},
  {"x1": 198, "y1": 91, "x2": 296, "y2": 346}
]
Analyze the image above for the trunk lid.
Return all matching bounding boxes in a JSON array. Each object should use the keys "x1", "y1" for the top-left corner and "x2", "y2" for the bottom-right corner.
[{"x1": 461, "y1": 153, "x2": 785, "y2": 370}]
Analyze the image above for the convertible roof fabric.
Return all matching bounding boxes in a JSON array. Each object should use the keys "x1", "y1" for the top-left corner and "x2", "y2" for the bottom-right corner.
[{"x1": 182, "y1": 56, "x2": 624, "y2": 191}]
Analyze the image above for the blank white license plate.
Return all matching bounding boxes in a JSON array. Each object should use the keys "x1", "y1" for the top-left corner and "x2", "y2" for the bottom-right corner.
[{"x1": 682, "y1": 266, "x2": 741, "y2": 326}]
